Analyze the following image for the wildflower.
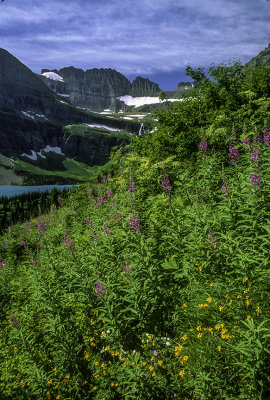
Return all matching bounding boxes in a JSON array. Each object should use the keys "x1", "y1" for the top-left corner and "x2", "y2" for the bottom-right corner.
[
  {"x1": 256, "y1": 307, "x2": 260, "y2": 315},
  {"x1": 175, "y1": 345, "x2": 183, "y2": 352},
  {"x1": 249, "y1": 174, "x2": 261, "y2": 191},
  {"x1": 246, "y1": 299, "x2": 251, "y2": 306},
  {"x1": 219, "y1": 306, "x2": 224, "y2": 311},
  {"x1": 105, "y1": 190, "x2": 113, "y2": 198},
  {"x1": 221, "y1": 184, "x2": 231, "y2": 196},
  {"x1": 244, "y1": 277, "x2": 248, "y2": 282},
  {"x1": 38, "y1": 221, "x2": 46, "y2": 233},
  {"x1": 95, "y1": 281, "x2": 108, "y2": 297},
  {"x1": 124, "y1": 264, "x2": 133, "y2": 276},
  {"x1": 242, "y1": 138, "x2": 250, "y2": 146},
  {"x1": 84, "y1": 218, "x2": 91, "y2": 225},
  {"x1": 149, "y1": 366, "x2": 154, "y2": 371},
  {"x1": 181, "y1": 335, "x2": 188, "y2": 341},
  {"x1": 84, "y1": 351, "x2": 89, "y2": 360},
  {"x1": 251, "y1": 151, "x2": 261, "y2": 165},
  {"x1": 179, "y1": 370, "x2": 185, "y2": 377},
  {"x1": 47, "y1": 379, "x2": 53, "y2": 385},
  {"x1": 64, "y1": 238, "x2": 75, "y2": 250},
  {"x1": 161, "y1": 171, "x2": 172, "y2": 195},
  {"x1": 128, "y1": 179, "x2": 136, "y2": 192},
  {"x1": 10, "y1": 316, "x2": 20, "y2": 327},
  {"x1": 217, "y1": 346, "x2": 221, "y2": 351},
  {"x1": 197, "y1": 333, "x2": 202, "y2": 338},
  {"x1": 30, "y1": 259, "x2": 37, "y2": 265},
  {"x1": 157, "y1": 360, "x2": 163, "y2": 366},
  {"x1": 209, "y1": 283, "x2": 213, "y2": 287},
  {"x1": 95, "y1": 196, "x2": 104, "y2": 207},
  {"x1": 206, "y1": 297, "x2": 212, "y2": 303},
  {"x1": 246, "y1": 315, "x2": 252, "y2": 321},
  {"x1": 237, "y1": 295, "x2": 242, "y2": 299},
  {"x1": 130, "y1": 218, "x2": 140, "y2": 232},
  {"x1": 199, "y1": 141, "x2": 207, "y2": 153},
  {"x1": 182, "y1": 303, "x2": 188, "y2": 308},
  {"x1": 182, "y1": 356, "x2": 189, "y2": 362},
  {"x1": 153, "y1": 350, "x2": 158, "y2": 356},
  {"x1": 229, "y1": 147, "x2": 240, "y2": 164},
  {"x1": 264, "y1": 132, "x2": 270, "y2": 145}
]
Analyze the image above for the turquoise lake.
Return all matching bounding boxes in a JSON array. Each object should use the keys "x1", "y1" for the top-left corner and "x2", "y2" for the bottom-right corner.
[{"x1": 0, "y1": 185, "x2": 75, "y2": 199}]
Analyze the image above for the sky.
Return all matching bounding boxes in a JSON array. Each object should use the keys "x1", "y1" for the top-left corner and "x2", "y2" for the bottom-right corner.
[{"x1": 0, "y1": 0, "x2": 270, "y2": 91}]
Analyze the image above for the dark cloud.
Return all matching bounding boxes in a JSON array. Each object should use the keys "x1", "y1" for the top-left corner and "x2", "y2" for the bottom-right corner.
[{"x1": 0, "y1": 0, "x2": 269, "y2": 90}]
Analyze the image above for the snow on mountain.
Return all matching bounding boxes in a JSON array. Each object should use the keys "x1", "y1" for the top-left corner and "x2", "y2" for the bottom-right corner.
[
  {"x1": 117, "y1": 95, "x2": 183, "y2": 108},
  {"x1": 21, "y1": 146, "x2": 64, "y2": 161},
  {"x1": 42, "y1": 72, "x2": 64, "y2": 82},
  {"x1": 83, "y1": 123, "x2": 121, "y2": 132}
]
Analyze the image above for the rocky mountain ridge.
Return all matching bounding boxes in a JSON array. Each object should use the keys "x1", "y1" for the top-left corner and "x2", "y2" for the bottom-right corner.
[
  {"x1": 248, "y1": 43, "x2": 270, "y2": 67},
  {"x1": 40, "y1": 67, "x2": 161, "y2": 112}
]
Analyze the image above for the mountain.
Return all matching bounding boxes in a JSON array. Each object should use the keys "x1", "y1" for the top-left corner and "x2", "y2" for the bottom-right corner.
[
  {"x1": 40, "y1": 67, "x2": 161, "y2": 112},
  {"x1": 248, "y1": 43, "x2": 270, "y2": 67},
  {"x1": 0, "y1": 49, "x2": 138, "y2": 183}
]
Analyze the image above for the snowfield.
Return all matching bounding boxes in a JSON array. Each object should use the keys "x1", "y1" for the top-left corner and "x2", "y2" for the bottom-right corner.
[
  {"x1": 83, "y1": 123, "x2": 121, "y2": 132},
  {"x1": 42, "y1": 72, "x2": 64, "y2": 82},
  {"x1": 117, "y1": 95, "x2": 183, "y2": 108}
]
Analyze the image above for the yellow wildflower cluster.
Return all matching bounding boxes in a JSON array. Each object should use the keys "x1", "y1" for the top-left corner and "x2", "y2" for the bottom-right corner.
[{"x1": 198, "y1": 303, "x2": 208, "y2": 308}]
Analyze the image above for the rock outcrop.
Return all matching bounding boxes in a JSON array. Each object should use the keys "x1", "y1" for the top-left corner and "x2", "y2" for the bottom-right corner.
[{"x1": 130, "y1": 76, "x2": 160, "y2": 97}]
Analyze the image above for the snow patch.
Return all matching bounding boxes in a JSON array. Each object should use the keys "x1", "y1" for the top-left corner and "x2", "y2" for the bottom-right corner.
[
  {"x1": 21, "y1": 111, "x2": 48, "y2": 120},
  {"x1": 21, "y1": 146, "x2": 64, "y2": 161},
  {"x1": 42, "y1": 72, "x2": 64, "y2": 82},
  {"x1": 83, "y1": 123, "x2": 121, "y2": 132},
  {"x1": 117, "y1": 95, "x2": 184, "y2": 108},
  {"x1": 57, "y1": 93, "x2": 69, "y2": 98}
]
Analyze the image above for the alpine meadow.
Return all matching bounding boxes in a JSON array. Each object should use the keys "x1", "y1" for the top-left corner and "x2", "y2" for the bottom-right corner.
[{"x1": 1, "y1": 61, "x2": 270, "y2": 400}]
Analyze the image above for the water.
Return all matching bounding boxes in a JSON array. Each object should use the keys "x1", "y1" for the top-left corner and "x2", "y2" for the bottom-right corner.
[{"x1": 0, "y1": 185, "x2": 75, "y2": 199}]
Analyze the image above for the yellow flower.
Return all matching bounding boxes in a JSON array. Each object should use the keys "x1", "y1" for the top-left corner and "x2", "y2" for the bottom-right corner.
[
  {"x1": 152, "y1": 372, "x2": 156, "y2": 377},
  {"x1": 84, "y1": 352, "x2": 89, "y2": 360},
  {"x1": 189, "y1": 328, "x2": 193, "y2": 332},
  {"x1": 175, "y1": 345, "x2": 183, "y2": 352},
  {"x1": 181, "y1": 335, "x2": 188, "y2": 341},
  {"x1": 237, "y1": 295, "x2": 242, "y2": 299},
  {"x1": 217, "y1": 346, "x2": 221, "y2": 351},
  {"x1": 149, "y1": 366, "x2": 154, "y2": 371},
  {"x1": 183, "y1": 355, "x2": 189, "y2": 362},
  {"x1": 111, "y1": 383, "x2": 115, "y2": 387},
  {"x1": 256, "y1": 307, "x2": 260, "y2": 315},
  {"x1": 179, "y1": 370, "x2": 185, "y2": 377},
  {"x1": 244, "y1": 277, "x2": 248, "y2": 282},
  {"x1": 197, "y1": 333, "x2": 202, "y2": 338},
  {"x1": 47, "y1": 379, "x2": 53, "y2": 385},
  {"x1": 206, "y1": 297, "x2": 212, "y2": 303},
  {"x1": 198, "y1": 304, "x2": 204, "y2": 308},
  {"x1": 225, "y1": 294, "x2": 229, "y2": 298},
  {"x1": 228, "y1": 299, "x2": 233, "y2": 305},
  {"x1": 114, "y1": 350, "x2": 120, "y2": 356},
  {"x1": 157, "y1": 360, "x2": 163, "y2": 366},
  {"x1": 215, "y1": 324, "x2": 220, "y2": 330},
  {"x1": 219, "y1": 306, "x2": 224, "y2": 312},
  {"x1": 93, "y1": 386, "x2": 97, "y2": 390},
  {"x1": 246, "y1": 315, "x2": 252, "y2": 321},
  {"x1": 182, "y1": 303, "x2": 188, "y2": 308},
  {"x1": 95, "y1": 362, "x2": 99, "y2": 366},
  {"x1": 246, "y1": 299, "x2": 251, "y2": 306},
  {"x1": 90, "y1": 319, "x2": 95, "y2": 325},
  {"x1": 209, "y1": 283, "x2": 213, "y2": 287},
  {"x1": 196, "y1": 326, "x2": 201, "y2": 331},
  {"x1": 56, "y1": 396, "x2": 60, "y2": 400},
  {"x1": 105, "y1": 346, "x2": 110, "y2": 351}
]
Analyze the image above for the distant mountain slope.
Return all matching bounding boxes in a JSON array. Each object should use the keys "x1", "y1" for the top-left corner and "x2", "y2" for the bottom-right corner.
[
  {"x1": 0, "y1": 49, "x2": 138, "y2": 175},
  {"x1": 248, "y1": 43, "x2": 270, "y2": 66}
]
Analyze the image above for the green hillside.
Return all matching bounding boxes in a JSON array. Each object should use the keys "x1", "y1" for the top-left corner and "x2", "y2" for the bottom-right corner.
[{"x1": 0, "y1": 61, "x2": 270, "y2": 399}]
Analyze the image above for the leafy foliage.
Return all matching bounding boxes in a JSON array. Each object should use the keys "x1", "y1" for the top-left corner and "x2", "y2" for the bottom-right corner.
[{"x1": 0, "y1": 61, "x2": 270, "y2": 399}]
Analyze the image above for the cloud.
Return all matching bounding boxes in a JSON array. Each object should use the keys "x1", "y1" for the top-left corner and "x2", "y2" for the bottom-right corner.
[{"x1": 0, "y1": 0, "x2": 270, "y2": 88}]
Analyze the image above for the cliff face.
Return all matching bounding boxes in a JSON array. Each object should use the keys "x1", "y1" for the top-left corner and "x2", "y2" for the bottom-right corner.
[
  {"x1": 248, "y1": 43, "x2": 270, "y2": 67},
  {"x1": 130, "y1": 76, "x2": 160, "y2": 97},
  {"x1": 40, "y1": 67, "x2": 162, "y2": 111},
  {"x1": 0, "y1": 49, "x2": 137, "y2": 165}
]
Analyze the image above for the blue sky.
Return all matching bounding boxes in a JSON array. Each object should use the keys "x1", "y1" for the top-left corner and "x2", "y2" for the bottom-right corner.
[{"x1": 0, "y1": 0, "x2": 270, "y2": 90}]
